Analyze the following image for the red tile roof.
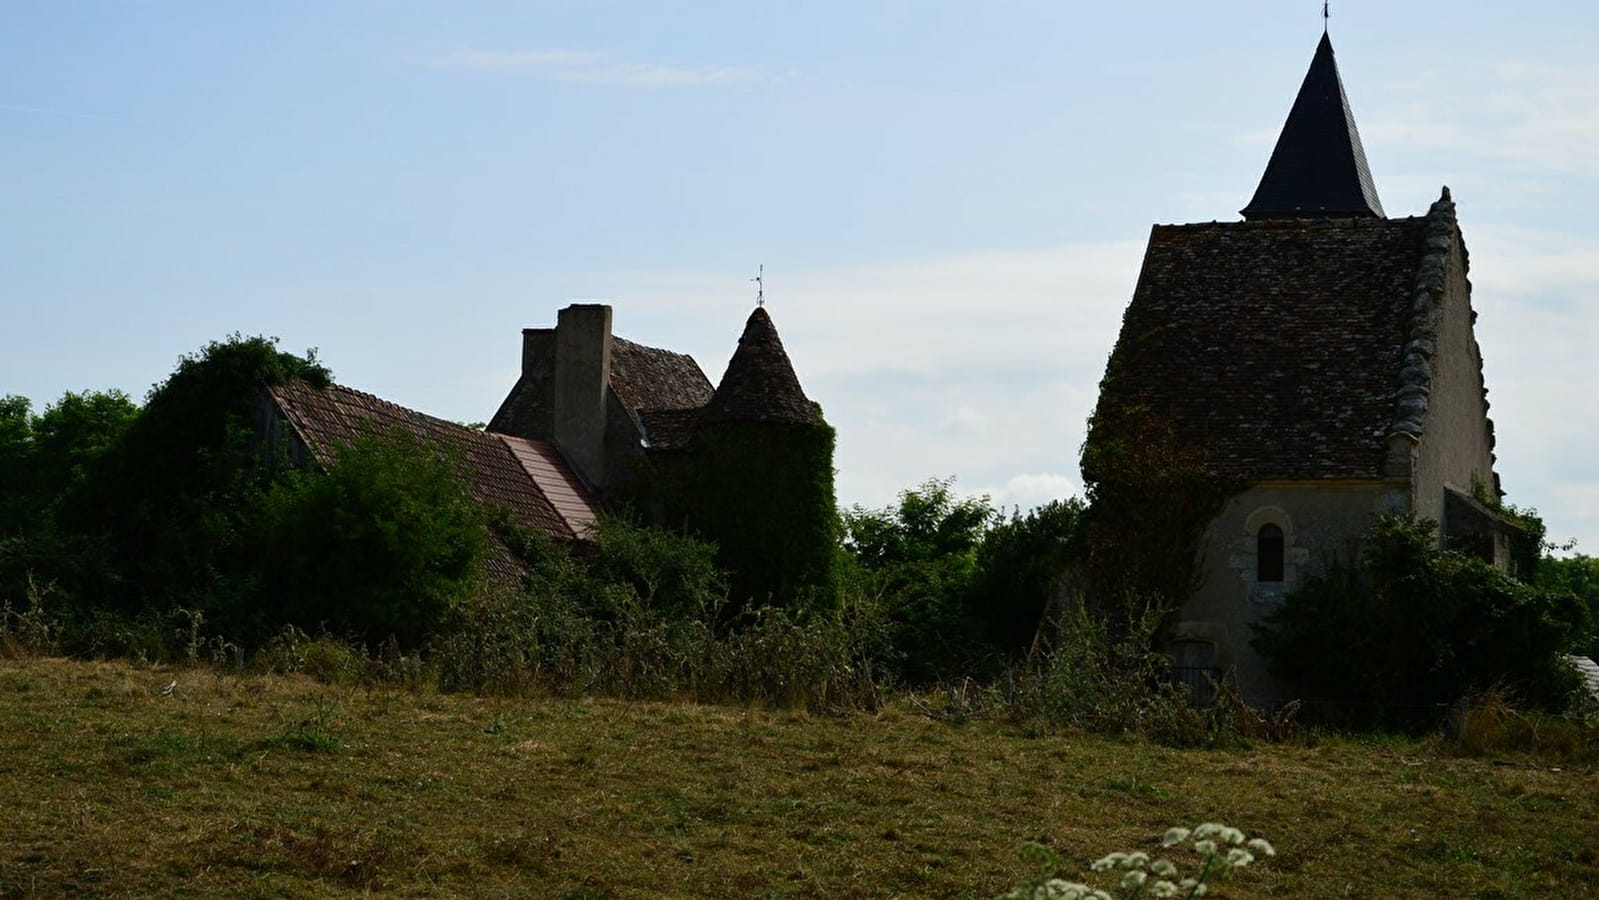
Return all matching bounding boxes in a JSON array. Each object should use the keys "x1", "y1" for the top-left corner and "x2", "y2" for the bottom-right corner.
[
  {"x1": 268, "y1": 380, "x2": 598, "y2": 583},
  {"x1": 496, "y1": 433, "x2": 597, "y2": 538}
]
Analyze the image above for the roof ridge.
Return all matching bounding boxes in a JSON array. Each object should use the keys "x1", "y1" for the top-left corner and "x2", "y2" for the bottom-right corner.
[
  {"x1": 279, "y1": 379, "x2": 483, "y2": 441},
  {"x1": 1386, "y1": 187, "x2": 1457, "y2": 444}
]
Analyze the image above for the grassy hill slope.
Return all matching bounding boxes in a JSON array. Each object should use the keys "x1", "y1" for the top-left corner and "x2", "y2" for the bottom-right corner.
[{"x1": 1, "y1": 657, "x2": 1594, "y2": 898}]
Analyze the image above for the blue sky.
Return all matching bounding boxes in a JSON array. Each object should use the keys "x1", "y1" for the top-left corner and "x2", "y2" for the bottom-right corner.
[{"x1": 6, "y1": 1, "x2": 1598, "y2": 551}]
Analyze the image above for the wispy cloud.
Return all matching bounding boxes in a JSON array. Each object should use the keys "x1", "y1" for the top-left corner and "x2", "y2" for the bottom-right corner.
[
  {"x1": 430, "y1": 49, "x2": 602, "y2": 69},
  {"x1": 1367, "y1": 61, "x2": 1599, "y2": 179},
  {"x1": 427, "y1": 48, "x2": 756, "y2": 87},
  {"x1": 554, "y1": 64, "x2": 751, "y2": 88},
  {"x1": 569, "y1": 240, "x2": 1144, "y2": 512}
]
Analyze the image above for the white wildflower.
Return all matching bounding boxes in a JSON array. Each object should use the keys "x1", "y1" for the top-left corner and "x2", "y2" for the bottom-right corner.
[
  {"x1": 1247, "y1": 837, "x2": 1277, "y2": 857},
  {"x1": 1192, "y1": 823, "x2": 1224, "y2": 839},
  {"x1": 1041, "y1": 878, "x2": 1093, "y2": 899},
  {"x1": 1091, "y1": 852, "x2": 1125, "y2": 872},
  {"x1": 1218, "y1": 826, "x2": 1245, "y2": 845},
  {"x1": 1150, "y1": 858, "x2": 1178, "y2": 877},
  {"x1": 1120, "y1": 870, "x2": 1148, "y2": 890},
  {"x1": 1161, "y1": 827, "x2": 1191, "y2": 847},
  {"x1": 1226, "y1": 848, "x2": 1255, "y2": 868},
  {"x1": 1149, "y1": 880, "x2": 1179, "y2": 899},
  {"x1": 1193, "y1": 839, "x2": 1218, "y2": 856},
  {"x1": 1124, "y1": 851, "x2": 1150, "y2": 868}
]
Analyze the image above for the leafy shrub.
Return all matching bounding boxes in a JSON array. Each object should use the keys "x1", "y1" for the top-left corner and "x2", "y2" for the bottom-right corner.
[
  {"x1": 436, "y1": 517, "x2": 884, "y2": 708},
  {"x1": 1013, "y1": 597, "x2": 1226, "y2": 747},
  {"x1": 244, "y1": 428, "x2": 490, "y2": 647},
  {"x1": 1252, "y1": 515, "x2": 1592, "y2": 729},
  {"x1": 971, "y1": 498, "x2": 1086, "y2": 653}
]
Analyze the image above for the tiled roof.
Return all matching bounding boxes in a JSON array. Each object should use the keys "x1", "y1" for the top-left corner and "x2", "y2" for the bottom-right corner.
[
  {"x1": 496, "y1": 434, "x2": 597, "y2": 538},
  {"x1": 268, "y1": 380, "x2": 598, "y2": 582},
  {"x1": 1088, "y1": 214, "x2": 1428, "y2": 480},
  {"x1": 610, "y1": 337, "x2": 713, "y2": 413},
  {"x1": 700, "y1": 308, "x2": 818, "y2": 426},
  {"x1": 637, "y1": 408, "x2": 701, "y2": 451},
  {"x1": 1241, "y1": 33, "x2": 1384, "y2": 220}
]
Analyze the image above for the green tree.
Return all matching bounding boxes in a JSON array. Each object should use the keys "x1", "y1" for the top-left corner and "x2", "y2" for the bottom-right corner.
[
  {"x1": 841, "y1": 478, "x2": 998, "y2": 682},
  {"x1": 0, "y1": 395, "x2": 36, "y2": 536},
  {"x1": 246, "y1": 429, "x2": 489, "y2": 647},
  {"x1": 970, "y1": 498, "x2": 1086, "y2": 653},
  {"x1": 31, "y1": 390, "x2": 140, "y2": 505},
  {"x1": 0, "y1": 390, "x2": 140, "y2": 610},
  {"x1": 56, "y1": 335, "x2": 330, "y2": 616},
  {"x1": 1538, "y1": 554, "x2": 1599, "y2": 658}
]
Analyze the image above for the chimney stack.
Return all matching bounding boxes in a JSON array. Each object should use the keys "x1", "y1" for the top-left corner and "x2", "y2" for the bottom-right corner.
[{"x1": 552, "y1": 303, "x2": 612, "y2": 487}]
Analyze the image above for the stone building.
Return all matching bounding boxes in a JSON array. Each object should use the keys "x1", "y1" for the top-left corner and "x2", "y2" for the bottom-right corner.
[
  {"x1": 263, "y1": 303, "x2": 835, "y2": 600},
  {"x1": 264, "y1": 379, "x2": 597, "y2": 587},
  {"x1": 1083, "y1": 32, "x2": 1513, "y2": 702},
  {"x1": 489, "y1": 303, "x2": 838, "y2": 605}
]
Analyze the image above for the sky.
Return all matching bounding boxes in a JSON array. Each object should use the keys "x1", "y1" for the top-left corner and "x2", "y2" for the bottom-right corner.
[{"x1": 5, "y1": 1, "x2": 1597, "y2": 552}]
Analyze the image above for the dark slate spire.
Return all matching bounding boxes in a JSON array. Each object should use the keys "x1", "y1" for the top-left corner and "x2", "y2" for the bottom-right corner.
[
  {"x1": 1240, "y1": 33, "x2": 1385, "y2": 220},
  {"x1": 699, "y1": 307, "x2": 818, "y2": 426}
]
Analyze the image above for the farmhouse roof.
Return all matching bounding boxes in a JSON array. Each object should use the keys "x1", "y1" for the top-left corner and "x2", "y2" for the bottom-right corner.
[
  {"x1": 268, "y1": 380, "x2": 597, "y2": 581},
  {"x1": 700, "y1": 307, "x2": 818, "y2": 426},
  {"x1": 1087, "y1": 209, "x2": 1437, "y2": 481},
  {"x1": 637, "y1": 408, "x2": 701, "y2": 451},
  {"x1": 609, "y1": 337, "x2": 713, "y2": 414},
  {"x1": 1241, "y1": 33, "x2": 1385, "y2": 220}
]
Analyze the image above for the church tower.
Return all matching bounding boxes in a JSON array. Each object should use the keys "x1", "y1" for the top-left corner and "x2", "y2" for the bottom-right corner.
[{"x1": 1240, "y1": 32, "x2": 1385, "y2": 219}]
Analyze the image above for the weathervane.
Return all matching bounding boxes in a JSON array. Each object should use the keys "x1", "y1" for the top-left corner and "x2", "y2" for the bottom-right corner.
[{"x1": 751, "y1": 264, "x2": 764, "y2": 307}]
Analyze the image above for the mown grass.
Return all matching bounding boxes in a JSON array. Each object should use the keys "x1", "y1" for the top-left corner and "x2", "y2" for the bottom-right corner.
[{"x1": 1, "y1": 657, "x2": 1595, "y2": 898}]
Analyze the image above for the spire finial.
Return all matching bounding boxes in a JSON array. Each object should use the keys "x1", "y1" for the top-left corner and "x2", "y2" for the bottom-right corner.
[
  {"x1": 1323, "y1": 1, "x2": 1329, "y2": 33},
  {"x1": 751, "y1": 264, "x2": 764, "y2": 308}
]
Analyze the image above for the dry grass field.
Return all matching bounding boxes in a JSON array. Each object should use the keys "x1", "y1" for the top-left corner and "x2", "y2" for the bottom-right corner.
[{"x1": 1, "y1": 657, "x2": 1595, "y2": 898}]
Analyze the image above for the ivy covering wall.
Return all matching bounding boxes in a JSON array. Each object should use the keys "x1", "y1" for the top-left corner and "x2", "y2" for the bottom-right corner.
[{"x1": 638, "y1": 416, "x2": 838, "y2": 612}]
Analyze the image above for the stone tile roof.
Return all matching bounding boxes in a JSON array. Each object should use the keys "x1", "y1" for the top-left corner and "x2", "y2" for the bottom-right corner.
[
  {"x1": 1088, "y1": 213, "x2": 1429, "y2": 480},
  {"x1": 1242, "y1": 33, "x2": 1384, "y2": 220},
  {"x1": 637, "y1": 408, "x2": 701, "y2": 451},
  {"x1": 700, "y1": 308, "x2": 818, "y2": 426},
  {"x1": 268, "y1": 380, "x2": 597, "y2": 583},
  {"x1": 610, "y1": 337, "x2": 713, "y2": 413}
]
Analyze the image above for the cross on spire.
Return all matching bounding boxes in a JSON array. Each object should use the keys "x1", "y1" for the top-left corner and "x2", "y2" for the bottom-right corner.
[
  {"x1": 751, "y1": 264, "x2": 764, "y2": 307},
  {"x1": 1323, "y1": 1, "x2": 1329, "y2": 33}
]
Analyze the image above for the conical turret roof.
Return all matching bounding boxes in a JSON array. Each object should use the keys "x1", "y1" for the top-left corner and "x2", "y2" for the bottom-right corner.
[
  {"x1": 1241, "y1": 33, "x2": 1385, "y2": 220},
  {"x1": 699, "y1": 307, "x2": 817, "y2": 426}
]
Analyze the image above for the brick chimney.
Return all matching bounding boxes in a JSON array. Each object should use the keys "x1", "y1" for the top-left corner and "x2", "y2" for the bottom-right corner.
[{"x1": 552, "y1": 303, "x2": 612, "y2": 487}]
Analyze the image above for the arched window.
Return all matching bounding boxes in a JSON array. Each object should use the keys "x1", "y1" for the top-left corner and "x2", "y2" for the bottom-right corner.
[{"x1": 1257, "y1": 523, "x2": 1285, "y2": 582}]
